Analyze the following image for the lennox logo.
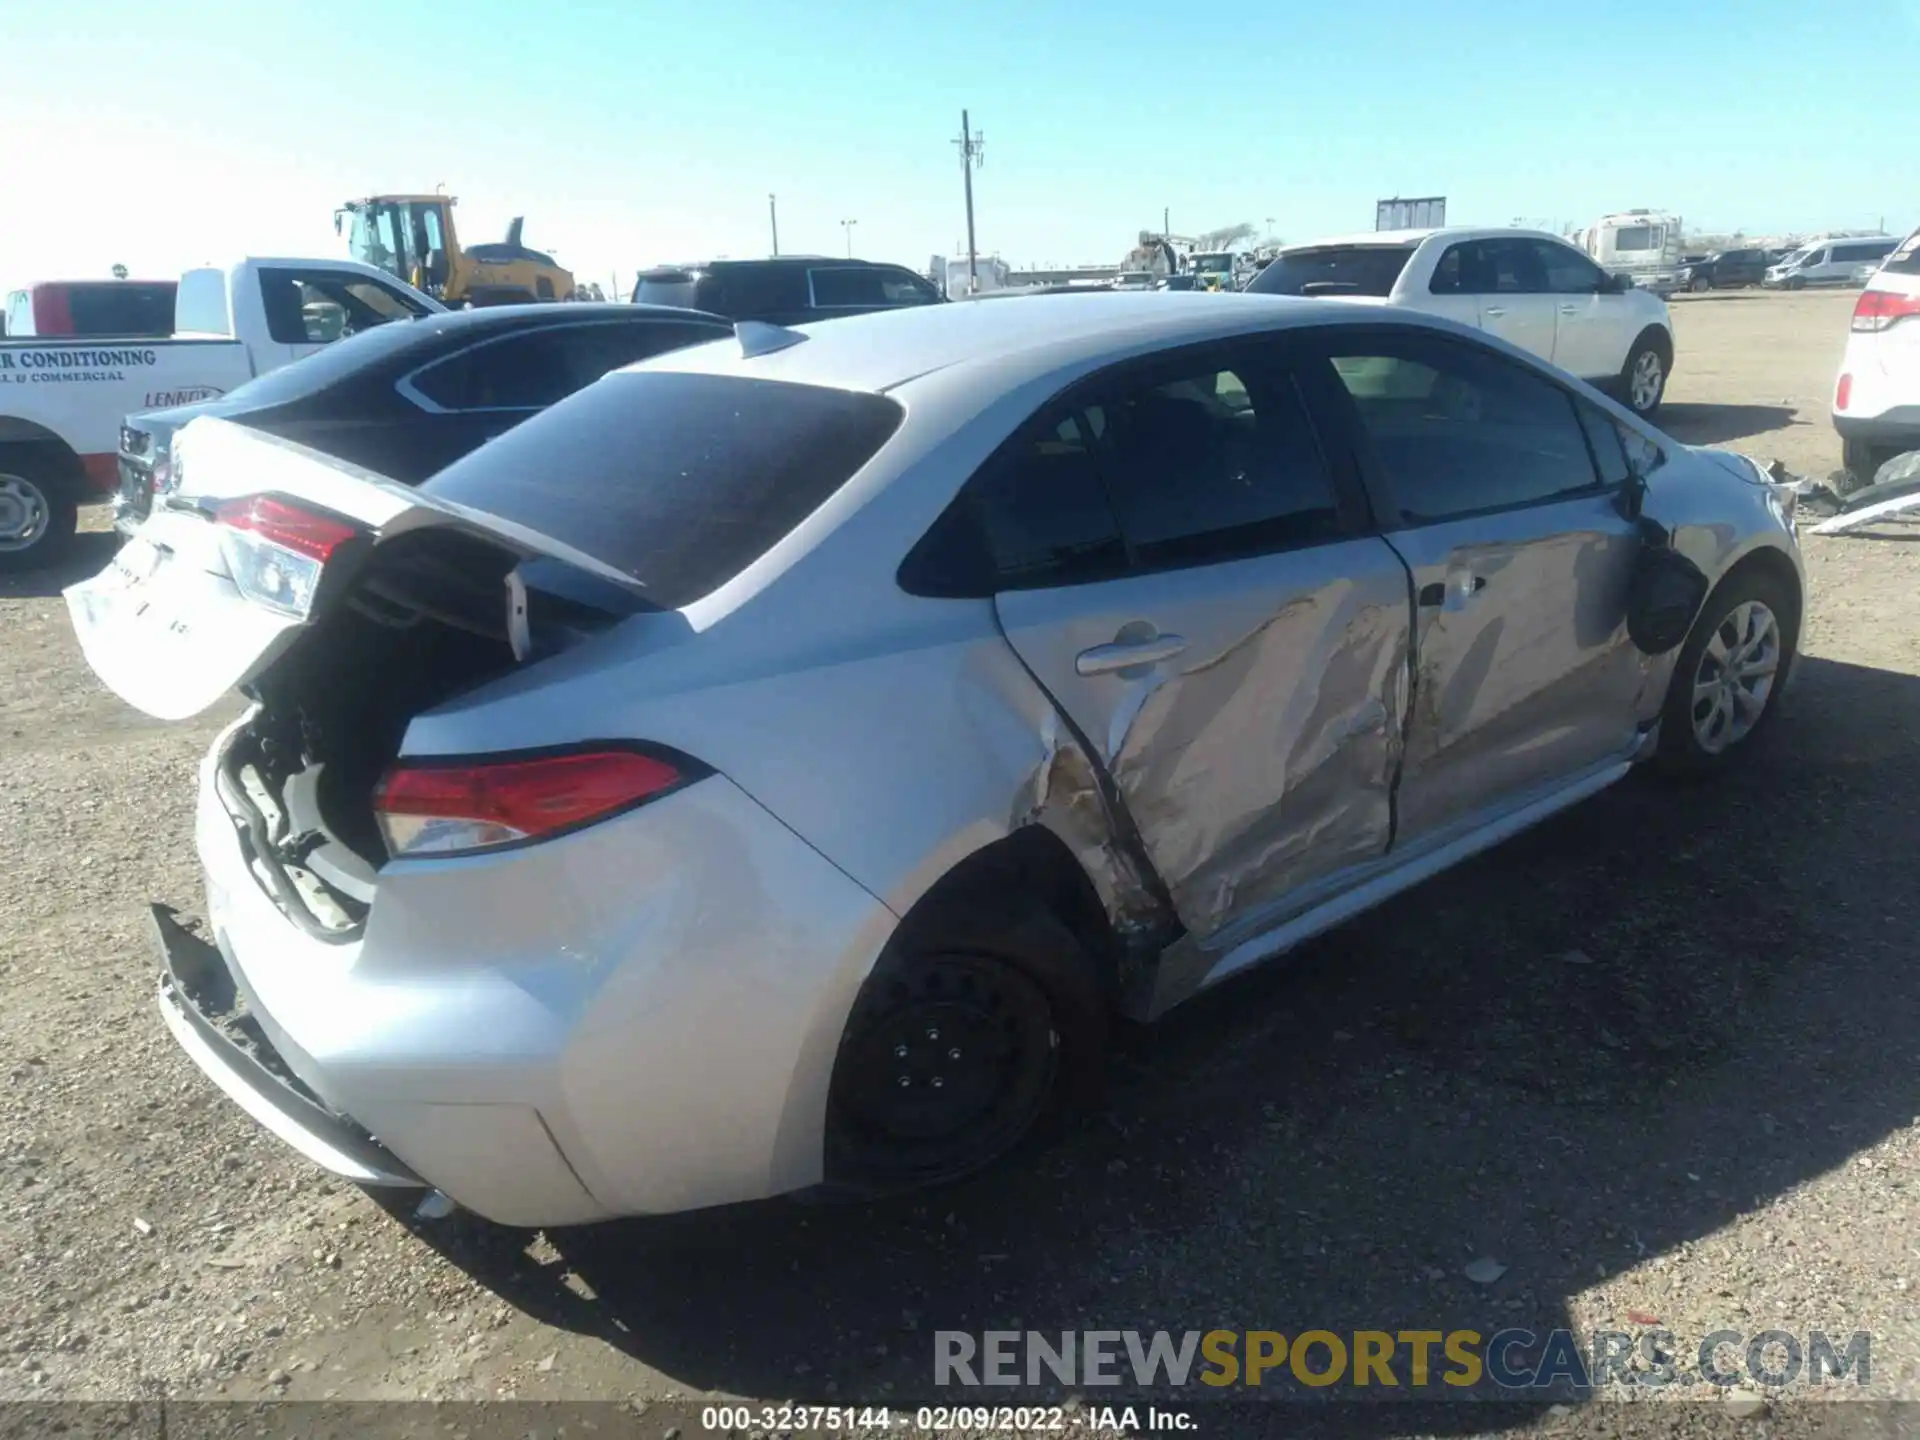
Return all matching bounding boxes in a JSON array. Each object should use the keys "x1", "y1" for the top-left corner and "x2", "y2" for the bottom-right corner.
[{"x1": 143, "y1": 388, "x2": 224, "y2": 407}]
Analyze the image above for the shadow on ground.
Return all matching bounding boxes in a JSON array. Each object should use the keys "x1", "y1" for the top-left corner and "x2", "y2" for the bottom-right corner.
[
  {"x1": 1657, "y1": 403, "x2": 1800, "y2": 450},
  {"x1": 0, "y1": 530, "x2": 119, "y2": 601},
  {"x1": 399, "y1": 656, "x2": 1920, "y2": 1434}
]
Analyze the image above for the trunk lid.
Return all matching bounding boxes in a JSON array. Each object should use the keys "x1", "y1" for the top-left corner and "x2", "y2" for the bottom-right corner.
[{"x1": 66, "y1": 416, "x2": 641, "y2": 721}]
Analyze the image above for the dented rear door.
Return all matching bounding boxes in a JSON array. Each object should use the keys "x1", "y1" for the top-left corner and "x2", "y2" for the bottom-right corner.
[{"x1": 988, "y1": 339, "x2": 1413, "y2": 944}]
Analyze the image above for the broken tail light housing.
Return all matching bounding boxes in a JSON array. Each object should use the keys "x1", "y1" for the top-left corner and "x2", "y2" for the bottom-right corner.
[
  {"x1": 213, "y1": 494, "x2": 361, "y2": 619},
  {"x1": 1851, "y1": 289, "x2": 1920, "y2": 334},
  {"x1": 373, "y1": 746, "x2": 709, "y2": 859}
]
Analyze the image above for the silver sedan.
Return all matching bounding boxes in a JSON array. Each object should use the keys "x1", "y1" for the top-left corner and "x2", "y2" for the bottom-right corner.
[{"x1": 67, "y1": 293, "x2": 1803, "y2": 1225}]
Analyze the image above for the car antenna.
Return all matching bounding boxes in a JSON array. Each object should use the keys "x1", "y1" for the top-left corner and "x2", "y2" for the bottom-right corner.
[{"x1": 735, "y1": 320, "x2": 809, "y2": 358}]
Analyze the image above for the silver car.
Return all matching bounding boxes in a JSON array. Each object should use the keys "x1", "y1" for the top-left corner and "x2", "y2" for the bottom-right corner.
[{"x1": 68, "y1": 294, "x2": 1804, "y2": 1226}]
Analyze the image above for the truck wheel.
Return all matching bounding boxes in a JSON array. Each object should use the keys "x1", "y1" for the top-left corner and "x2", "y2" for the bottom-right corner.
[
  {"x1": 1620, "y1": 331, "x2": 1670, "y2": 419},
  {"x1": 0, "y1": 456, "x2": 78, "y2": 574},
  {"x1": 1688, "y1": 275, "x2": 1711, "y2": 293},
  {"x1": 1787, "y1": 276, "x2": 1806, "y2": 292}
]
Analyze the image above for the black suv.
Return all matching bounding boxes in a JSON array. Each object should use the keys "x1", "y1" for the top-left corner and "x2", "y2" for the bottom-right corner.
[
  {"x1": 1678, "y1": 248, "x2": 1771, "y2": 292},
  {"x1": 631, "y1": 257, "x2": 943, "y2": 325}
]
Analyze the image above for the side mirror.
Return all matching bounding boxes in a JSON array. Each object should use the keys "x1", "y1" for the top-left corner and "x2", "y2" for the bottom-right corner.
[{"x1": 425, "y1": 248, "x2": 450, "y2": 287}]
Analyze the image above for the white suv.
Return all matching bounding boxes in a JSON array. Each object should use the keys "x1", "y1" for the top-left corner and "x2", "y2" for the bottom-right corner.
[
  {"x1": 1832, "y1": 226, "x2": 1920, "y2": 483},
  {"x1": 1246, "y1": 228, "x2": 1676, "y2": 417}
]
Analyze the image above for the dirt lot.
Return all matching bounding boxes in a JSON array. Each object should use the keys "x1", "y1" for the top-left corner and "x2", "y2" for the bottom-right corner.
[{"x1": 3, "y1": 289, "x2": 1918, "y2": 1436}]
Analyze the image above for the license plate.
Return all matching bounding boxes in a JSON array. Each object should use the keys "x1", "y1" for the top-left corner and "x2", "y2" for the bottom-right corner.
[{"x1": 112, "y1": 537, "x2": 163, "y2": 585}]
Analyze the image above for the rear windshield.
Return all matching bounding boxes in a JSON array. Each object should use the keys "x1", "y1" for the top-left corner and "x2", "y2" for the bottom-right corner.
[
  {"x1": 62, "y1": 282, "x2": 177, "y2": 337},
  {"x1": 419, "y1": 371, "x2": 906, "y2": 608},
  {"x1": 1245, "y1": 246, "x2": 1413, "y2": 297},
  {"x1": 1884, "y1": 229, "x2": 1920, "y2": 277},
  {"x1": 207, "y1": 317, "x2": 429, "y2": 408}
]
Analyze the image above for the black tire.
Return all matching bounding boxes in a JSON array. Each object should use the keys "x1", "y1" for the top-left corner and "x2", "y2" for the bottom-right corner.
[
  {"x1": 0, "y1": 452, "x2": 79, "y2": 574},
  {"x1": 823, "y1": 905, "x2": 1105, "y2": 1196},
  {"x1": 1841, "y1": 437, "x2": 1888, "y2": 491},
  {"x1": 1787, "y1": 276, "x2": 1806, "y2": 292},
  {"x1": 1688, "y1": 276, "x2": 1711, "y2": 293},
  {"x1": 1655, "y1": 566, "x2": 1799, "y2": 778},
  {"x1": 1619, "y1": 330, "x2": 1671, "y2": 419}
]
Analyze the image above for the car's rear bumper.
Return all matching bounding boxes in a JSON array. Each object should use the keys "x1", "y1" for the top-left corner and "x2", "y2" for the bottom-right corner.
[
  {"x1": 150, "y1": 902, "x2": 422, "y2": 1188},
  {"x1": 172, "y1": 714, "x2": 897, "y2": 1225},
  {"x1": 1833, "y1": 406, "x2": 1920, "y2": 451}
]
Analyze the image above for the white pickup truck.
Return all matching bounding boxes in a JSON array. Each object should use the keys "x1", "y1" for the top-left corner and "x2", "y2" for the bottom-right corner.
[{"x1": 0, "y1": 257, "x2": 440, "y2": 571}]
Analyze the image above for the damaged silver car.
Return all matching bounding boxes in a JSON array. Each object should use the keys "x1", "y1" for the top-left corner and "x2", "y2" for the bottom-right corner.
[{"x1": 67, "y1": 293, "x2": 1804, "y2": 1225}]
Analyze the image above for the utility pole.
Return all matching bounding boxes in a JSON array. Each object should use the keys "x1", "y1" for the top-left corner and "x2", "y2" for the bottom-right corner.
[
  {"x1": 953, "y1": 109, "x2": 984, "y2": 293},
  {"x1": 769, "y1": 194, "x2": 780, "y2": 256},
  {"x1": 1163, "y1": 206, "x2": 1170, "y2": 237},
  {"x1": 842, "y1": 217, "x2": 858, "y2": 257}
]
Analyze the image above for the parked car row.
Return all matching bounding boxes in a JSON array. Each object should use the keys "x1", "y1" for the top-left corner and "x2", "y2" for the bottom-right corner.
[
  {"x1": 1245, "y1": 226, "x2": 1676, "y2": 417},
  {"x1": 67, "y1": 270, "x2": 1801, "y2": 1225}
]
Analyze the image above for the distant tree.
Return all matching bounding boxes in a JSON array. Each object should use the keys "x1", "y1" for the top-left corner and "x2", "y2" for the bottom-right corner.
[
  {"x1": 1198, "y1": 222, "x2": 1256, "y2": 250},
  {"x1": 111, "y1": 264, "x2": 128, "y2": 279}
]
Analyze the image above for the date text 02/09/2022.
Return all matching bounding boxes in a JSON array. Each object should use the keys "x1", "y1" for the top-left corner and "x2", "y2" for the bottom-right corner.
[{"x1": 698, "y1": 1405, "x2": 1198, "y2": 1432}]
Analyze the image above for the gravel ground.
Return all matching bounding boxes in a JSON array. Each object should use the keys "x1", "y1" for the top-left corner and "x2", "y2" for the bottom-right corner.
[{"x1": 2, "y1": 289, "x2": 1917, "y2": 1439}]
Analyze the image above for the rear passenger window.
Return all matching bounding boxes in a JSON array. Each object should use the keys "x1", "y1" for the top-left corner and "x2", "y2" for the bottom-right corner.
[
  {"x1": 1327, "y1": 338, "x2": 1602, "y2": 522},
  {"x1": 1097, "y1": 362, "x2": 1343, "y2": 567},
  {"x1": 899, "y1": 413, "x2": 1128, "y2": 596}
]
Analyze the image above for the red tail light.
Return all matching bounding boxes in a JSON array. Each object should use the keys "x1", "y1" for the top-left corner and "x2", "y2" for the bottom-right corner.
[
  {"x1": 1851, "y1": 289, "x2": 1920, "y2": 333},
  {"x1": 213, "y1": 495, "x2": 359, "y2": 560},
  {"x1": 1835, "y1": 373, "x2": 1853, "y2": 411},
  {"x1": 374, "y1": 747, "x2": 705, "y2": 858},
  {"x1": 211, "y1": 494, "x2": 363, "y2": 619}
]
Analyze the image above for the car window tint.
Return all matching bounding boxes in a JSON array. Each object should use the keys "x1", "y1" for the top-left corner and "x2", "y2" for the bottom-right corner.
[
  {"x1": 1328, "y1": 339, "x2": 1601, "y2": 522},
  {"x1": 1246, "y1": 246, "x2": 1412, "y2": 298},
  {"x1": 1534, "y1": 241, "x2": 1605, "y2": 295},
  {"x1": 422, "y1": 372, "x2": 904, "y2": 608},
  {"x1": 810, "y1": 267, "x2": 891, "y2": 307},
  {"x1": 713, "y1": 266, "x2": 809, "y2": 316},
  {"x1": 551, "y1": 321, "x2": 724, "y2": 387},
  {"x1": 1885, "y1": 230, "x2": 1920, "y2": 277},
  {"x1": 1098, "y1": 361, "x2": 1343, "y2": 566},
  {"x1": 1576, "y1": 402, "x2": 1632, "y2": 487},
  {"x1": 1471, "y1": 239, "x2": 1545, "y2": 294},
  {"x1": 411, "y1": 329, "x2": 578, "y2": 409},
  {"x1": 1429, "y1": 245, "x2": 1466, "y2": 295}
]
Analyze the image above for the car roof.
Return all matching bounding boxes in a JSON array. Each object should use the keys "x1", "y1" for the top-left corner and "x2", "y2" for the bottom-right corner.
[
  {"x1": 391, "y1": 302, "x2": 722, "y2": 341},
  {"x1": 639, "y1": 290, "x2": 1378, "y2": 395},
  {"x1": 1280, "y1": 226, "x2": 1574, "y2": 251},
  {"x1": 638, "y1": 256, "x2": 911, "y2": 277}
]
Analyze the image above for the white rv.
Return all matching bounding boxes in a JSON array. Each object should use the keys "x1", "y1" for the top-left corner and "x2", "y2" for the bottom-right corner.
[{"x1": 1580, "y1": 210, "x2": 1685, "y2": 297}]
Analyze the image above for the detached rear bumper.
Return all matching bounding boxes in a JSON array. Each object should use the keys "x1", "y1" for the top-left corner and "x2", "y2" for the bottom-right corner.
[{"x1": 150, "y1": 902, "x2": 422, "y2": 1188}]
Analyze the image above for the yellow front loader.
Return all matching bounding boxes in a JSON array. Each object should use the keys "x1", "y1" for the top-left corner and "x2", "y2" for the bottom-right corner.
[{"x1": 336, "y1": 195, "x2": 575, "y2": 306}]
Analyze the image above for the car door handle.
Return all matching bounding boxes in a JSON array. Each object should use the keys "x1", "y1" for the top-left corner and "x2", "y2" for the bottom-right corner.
[
  {"x1": 1418, "y1": 575, "x2": 1487, "y2": 608},
  {"x1": 1559, "y1": 304, "x2": 1579, "y2": 314},
  {"x1": 1075, "y1": 634, "x2": 1188, "y2": 676},
  {"x1": 1483, "y1": 306, "x2": 1506, "y2": 317}
]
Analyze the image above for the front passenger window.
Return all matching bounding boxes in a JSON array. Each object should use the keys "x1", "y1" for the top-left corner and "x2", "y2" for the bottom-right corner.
[{"x1": 1327, "y1": 339, "x2": 1603, "y2": 522}]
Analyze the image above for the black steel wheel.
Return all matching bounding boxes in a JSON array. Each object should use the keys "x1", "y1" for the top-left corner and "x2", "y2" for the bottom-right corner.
[{"x1": 832, "y1": 954, "x2": 1058, "y2": 1187}]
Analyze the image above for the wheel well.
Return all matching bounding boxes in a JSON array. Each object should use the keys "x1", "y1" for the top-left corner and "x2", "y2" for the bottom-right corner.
[
  {"x1": 881, "y1": 826, "x2": 1124, "y2": 1000},
  {"x1": 1710, "y1": 544, "x2": 1803, "y2": 641},
  {"x1": 1634, "y1": 325, "x2": 1673, "y2": 365},
  {"x1": 0, "y1": 423, "x2": 83, "y2": 494}
]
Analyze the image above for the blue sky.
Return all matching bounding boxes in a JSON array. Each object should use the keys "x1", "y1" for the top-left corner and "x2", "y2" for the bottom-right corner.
[{"x1": 2, "y1": 0, "x2": 1914, "y2": 295}]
